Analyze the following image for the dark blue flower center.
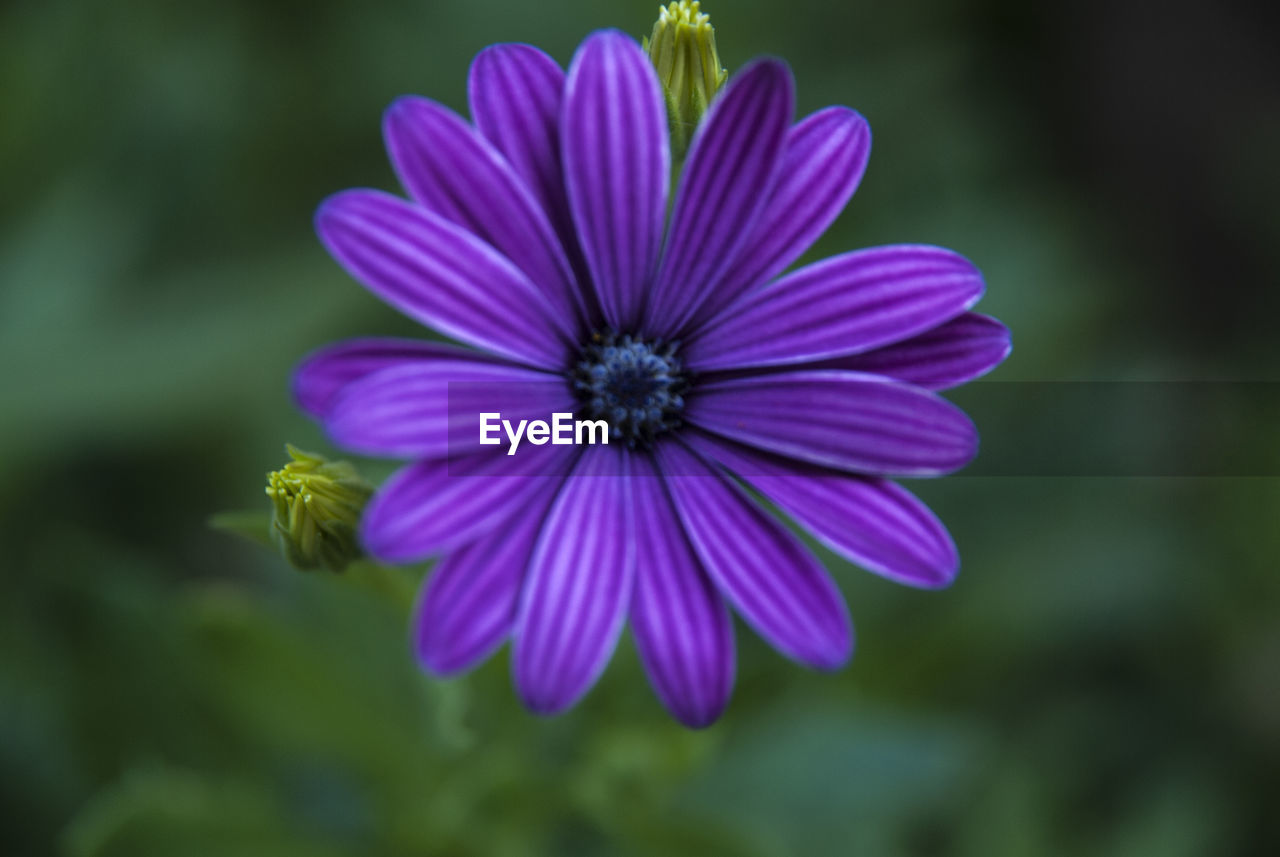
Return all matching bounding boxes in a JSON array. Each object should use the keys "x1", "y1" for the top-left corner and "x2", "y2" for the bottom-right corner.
[{"x1": 572, "y1": 331, "x2": 688, "y2": 447}]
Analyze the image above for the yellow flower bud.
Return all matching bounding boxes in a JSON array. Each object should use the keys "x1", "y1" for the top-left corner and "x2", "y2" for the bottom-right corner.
[
  {"x1": 645, "y1": 1, "x2": 728, "y2": 159},
  {"x1": 265, "y1": 444, "x2": 373, "y2": 572}
]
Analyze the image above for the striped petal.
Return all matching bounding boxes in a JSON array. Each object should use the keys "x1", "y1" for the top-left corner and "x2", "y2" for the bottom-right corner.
[
  {"x1": 414, "y1": 491, "x2": 554, "y2": 675},
  {"x1": 562, "y1": 30, "x2": 668, "y2": 331},
  {"x1": 644, "y1": 60, "x2": 794, "y2": 336},
  {"x1": 316, "y1": 189, "x2": 570, "y2": 369},
  {"x1": 360, "y1": 445, "x2": 575, "y2": 563},
  {"x1": 630, "y1": 452, "x2": 734, "y2": 728},
  {"x1": 383, "y1": 96, "x2": 586, "y2": 326},
  {"x1": 686, "y1": 370, "x2": 978, "y2": 477},
  {"x1": 812, "y1": 312, "x2": 1012, "y2": 390},
  {"x1": 686, "y1": 245, "x2": 984, "y2": 372},
  {"x1": 685, "y1": 430, "x2": 959, "y2": 588},
  {"x1": 513, "y1": 444, "x2": 634, "y2": 714},
  {"x1": 325, "y1": 360, "x2": 572, "y2": 458},
  {"x1": 292, "y1": 337, "x2": 499, "y2": 419},
  {"x1": 468, "y1": 44, "x2": 575, "y2": 251},
  {"x1": 657, "y1": 440, "x2": 852, "y2": 669},
  {"x1": 687, "y1": 106, "x2": 871, "y2": 331}
]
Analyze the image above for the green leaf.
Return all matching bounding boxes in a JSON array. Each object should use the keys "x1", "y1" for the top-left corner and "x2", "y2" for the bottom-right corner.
[{"x1": 207, "y1": 510, "x2": 273, "y2": 549}]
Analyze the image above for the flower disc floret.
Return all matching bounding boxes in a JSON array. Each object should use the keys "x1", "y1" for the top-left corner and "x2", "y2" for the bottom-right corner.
[{"x1": 572, "y1": 331, "x2": 689, "y2": 447}]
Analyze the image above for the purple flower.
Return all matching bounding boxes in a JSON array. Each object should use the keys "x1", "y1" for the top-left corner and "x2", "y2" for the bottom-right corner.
[{"x1": 295, "y1": 30, "x2": 1010, "y2": 727}]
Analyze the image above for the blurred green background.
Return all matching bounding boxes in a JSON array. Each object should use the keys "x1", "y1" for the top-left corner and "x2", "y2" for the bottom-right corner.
[{"x1": 3, "y1": 0, "x2": 1278, "y2": 854}]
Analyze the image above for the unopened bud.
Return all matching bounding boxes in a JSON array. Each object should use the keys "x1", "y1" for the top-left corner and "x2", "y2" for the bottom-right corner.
[
  {"x1": 265, "y1": 444, "x2": 372, "y2": 572},
  {"x1": 645, "y1": 1, "x2": 728, "y2": 160}
]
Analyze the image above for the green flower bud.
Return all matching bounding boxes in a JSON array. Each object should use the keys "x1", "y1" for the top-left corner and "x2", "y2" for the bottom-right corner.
[
  {"x1": 645, "y1": 1, "x2": 728, "y2": 161},
  {"x1": 265, "y1": 444, "x2": 373, "y2": 572}
]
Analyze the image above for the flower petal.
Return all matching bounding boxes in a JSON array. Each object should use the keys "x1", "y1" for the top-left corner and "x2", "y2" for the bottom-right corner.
[
  {"x1": 316, "y1": 189, "x2": 570, "y2": 369},
  {"x1": 360, "y1": 445, "x2": 576, "y2": 563},
  {"x1": 512, "y1": 444, "x2": 634, "y2": 714},
  {"x1": 383, "y1": 96, "x2": 586, "y2": 326},
  {"x1": 812, "y1": 312, "x2": 1012, "y2": 390},
  {"x1": 685, "y1": 245, "x2": 984, "y2": 372},
  {"x1": 644, "y1": 60, "x2": 794, "y2": 336},
  {"x1": 414, "y1": 491, "x2": 554, "y2": 675},
  {"x1": 687, "y1": 106, "x2": 871, "y2": 331},
  {"x1": 468, "y1": 44, "x2": 574, "y2": 246},
  {"x1": 292, "y1": 337, "x2": 499, "y2": 419},
  {"x1": 325, "y1": 360, "x2": 572, "y2": 458},
  {"x1": 562, "y1": 30, "x2": 668, "y2": 331},
  {"x1": 686, "y1": 370, "x2": 978, "y2": 477},
  {"x1": 684, "y1": 429, "x2": 959, "y2": 588},
  {"x1": 630, "y1": 453, "x2": 734, "y2": 728},
  {"x1": 656, "y1": 440, "x2": 852, "y2": 670}
]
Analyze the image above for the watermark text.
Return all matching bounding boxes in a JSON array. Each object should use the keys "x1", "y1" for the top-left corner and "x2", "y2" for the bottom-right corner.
[{"x1": 479, "y1": 412, "x2": 609, "y2": 456}]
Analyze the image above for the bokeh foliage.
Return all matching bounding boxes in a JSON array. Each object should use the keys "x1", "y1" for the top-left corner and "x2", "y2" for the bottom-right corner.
[{"x1": 2, "y1": 0, "x2": 1278, "y2": 855}]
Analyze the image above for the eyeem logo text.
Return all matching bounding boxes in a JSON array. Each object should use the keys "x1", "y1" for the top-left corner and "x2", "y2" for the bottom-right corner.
[{"x1": 479, "y1": 413, "x2": 609, "y2": 456}]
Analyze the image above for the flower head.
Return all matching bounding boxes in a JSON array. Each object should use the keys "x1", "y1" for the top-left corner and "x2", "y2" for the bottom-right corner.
[{"x1": 296, "y1": 24, "x2": 1010, "y2": 726}]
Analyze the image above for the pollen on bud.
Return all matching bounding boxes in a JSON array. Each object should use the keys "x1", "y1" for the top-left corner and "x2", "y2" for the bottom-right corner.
[
  {"x1": 645, "y1": 1, "x2": 728, "y2": 159},
  {"x1": 265, "y1": 444, "x2": 373, "y2": 572}
]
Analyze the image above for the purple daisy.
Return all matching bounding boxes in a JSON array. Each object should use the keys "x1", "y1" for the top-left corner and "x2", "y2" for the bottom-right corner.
[{"x1": 294, "y1": 30, "x2": 1010, "y2": 727}]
